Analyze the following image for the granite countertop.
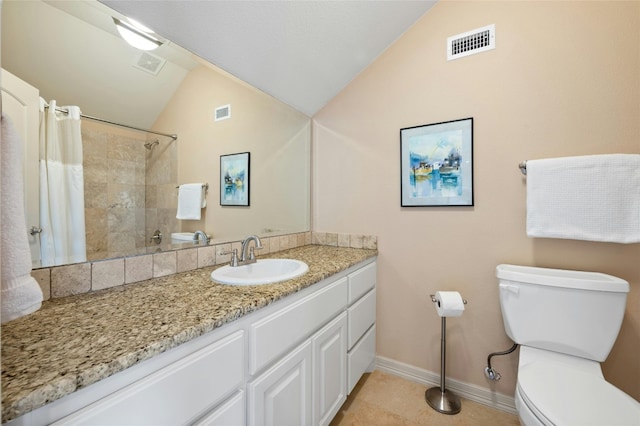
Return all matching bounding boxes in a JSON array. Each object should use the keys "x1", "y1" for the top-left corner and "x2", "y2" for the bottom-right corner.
[{"x1": 1, "y1": 245, "x2": 377, "y2": 423}]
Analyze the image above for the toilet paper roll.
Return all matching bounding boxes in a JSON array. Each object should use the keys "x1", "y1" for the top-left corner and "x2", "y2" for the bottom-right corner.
[{"x1": 434, "y1": 291, "x2": 465, "y2": 317}]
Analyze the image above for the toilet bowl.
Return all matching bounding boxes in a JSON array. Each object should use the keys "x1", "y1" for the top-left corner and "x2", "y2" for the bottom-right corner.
[
  {"x1": 515, "y1": 347, "x2": 640, "y2": 426},
  {"x1": 496, "y1": 264, "x2": 640, "y2": 426}
]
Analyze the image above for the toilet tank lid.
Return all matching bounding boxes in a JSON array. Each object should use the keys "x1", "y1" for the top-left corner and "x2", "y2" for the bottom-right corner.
[{"x1": 496, "y1": 264, "x2": 629, "y2": 293}]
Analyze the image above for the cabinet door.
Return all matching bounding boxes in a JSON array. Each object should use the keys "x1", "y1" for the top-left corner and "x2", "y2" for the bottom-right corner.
[
  {"x1": 248, "y1": 341, "x2": 312, "y2": 426},
  {"x1": 313, "y1": 312, "x2": 347, "y2": 426}
]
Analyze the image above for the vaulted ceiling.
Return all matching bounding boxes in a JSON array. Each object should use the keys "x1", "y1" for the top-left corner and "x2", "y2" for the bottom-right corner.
[
  {"x1": 3, "y1": 1, "x2": 436, "y2": 127},
  {"x1": 100, "y1": 1, "x2": 437, "y2": 117}
]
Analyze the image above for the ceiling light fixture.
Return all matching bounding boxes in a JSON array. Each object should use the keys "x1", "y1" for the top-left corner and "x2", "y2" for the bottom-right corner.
[{"x1": 113, "y1": 17, "x2": 162, "y2": 51}]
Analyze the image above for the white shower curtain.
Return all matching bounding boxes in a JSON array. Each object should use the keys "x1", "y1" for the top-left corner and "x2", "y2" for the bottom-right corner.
[{"x1": 39, "y1": 99, "x2": 87, "y2": 266}]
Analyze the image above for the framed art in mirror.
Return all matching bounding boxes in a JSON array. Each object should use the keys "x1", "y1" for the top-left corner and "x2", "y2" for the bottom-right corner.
[
  {"x1": 400, "y1": 117, "x2": 473, "y2": 207},
  {"x1": 220, "y1": 152, "x2": 250, "y2": 206}
]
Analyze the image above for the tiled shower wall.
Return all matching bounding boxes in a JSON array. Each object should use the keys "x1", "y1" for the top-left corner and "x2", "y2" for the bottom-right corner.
[
  {"x1": 82, "y1": 122, "x2": 177, "y2": 261},
  {"x1": 145, "y1": 136, "x2": 179, "y2": 246}
]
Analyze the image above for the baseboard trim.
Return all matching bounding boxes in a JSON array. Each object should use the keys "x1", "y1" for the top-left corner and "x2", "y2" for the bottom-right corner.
[{"x1": 374, "y1": 355, "x2": 518, "y2": 415}]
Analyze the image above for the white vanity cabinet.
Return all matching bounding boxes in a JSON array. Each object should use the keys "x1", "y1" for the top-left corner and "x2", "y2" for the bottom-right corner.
[
  {"x1": 346, "y1": 262, "x2": 377, "y2": 394},
  {"x1": 8, "y1": 259, "x2": 376, "y2": 426},
  {"x1": 247, "y1": 308, "x2": 350, "y2": 426},
  {"x1": 52, "y1": 330, "x2": 245, "y2": 426},
  {"x1": 248, "y1": 277, "x2": 348, "y2": 375},
  {"x1": 247, "y1": 277, "x2": 348, "y2": 426},
  {"x1": 245, "y1": 260, "x2": 376, "y2": 426}
]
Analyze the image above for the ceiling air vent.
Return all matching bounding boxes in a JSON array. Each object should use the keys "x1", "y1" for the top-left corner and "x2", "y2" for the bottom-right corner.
[
  {"x1": 447, "y1": 24, "x2": 495, "y2": 61},
  {"x1": 133, "y1": 51, "x2": 166, "y2": 75},
  {"x1": 215, "y1": 104, "x2": 231, "y2": 122}
]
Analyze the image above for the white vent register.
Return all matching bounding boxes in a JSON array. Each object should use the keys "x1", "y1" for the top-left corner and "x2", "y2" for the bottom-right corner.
[
  {"x1": 133, "y1": 51, "x2": 166, "y2": 75},
  {"x1": 447, "y1": 24, "x2": 495, "y2": 61},
  {"x1": 215, "y1": 104, "x2": 231, "y2": 121}
]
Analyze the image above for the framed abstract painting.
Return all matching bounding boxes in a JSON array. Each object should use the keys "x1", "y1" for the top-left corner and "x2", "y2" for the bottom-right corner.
[
  {"x1": 220, "y1": 152, "x2": 250, "y2": 206},
  {"x1": 400, "y1": 117, "x2": 473, "y2": 207}
]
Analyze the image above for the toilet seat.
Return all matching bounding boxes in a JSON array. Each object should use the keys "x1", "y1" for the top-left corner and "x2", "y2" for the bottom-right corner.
[
  {"x1": 516, "y1": 385, "x2": 552, "y2": 426},
  {"x1": 518, "y1": 357, "x2": 640, "y2": 426}
]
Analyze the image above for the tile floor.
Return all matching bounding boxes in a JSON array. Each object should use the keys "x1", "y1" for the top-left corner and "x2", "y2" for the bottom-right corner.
[{"x1": 330, "y1": 370, "x2": 520, "y2": 426}]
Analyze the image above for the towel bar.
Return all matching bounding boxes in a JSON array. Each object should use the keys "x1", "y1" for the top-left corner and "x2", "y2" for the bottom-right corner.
[
  {"x1": 176, "y1": 183, "x2": 209, "y2": 191},
  {"x1": 519, "y1": 161, "x2": 527, "y2": 175}
]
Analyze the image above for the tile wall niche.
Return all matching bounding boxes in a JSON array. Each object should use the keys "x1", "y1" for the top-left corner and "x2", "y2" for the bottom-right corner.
[{"x1": 31, "y1": 231, "x2": 377, "y2": 300}]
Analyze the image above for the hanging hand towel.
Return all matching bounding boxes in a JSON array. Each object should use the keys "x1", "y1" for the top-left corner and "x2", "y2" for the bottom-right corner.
[
  {"x1": 1, "y1": 114, "x2": 44, "y2": 323},
  {"x1": 526, "y1": 154, "x2": 640, "y2": 243},
  {"x1": 176, "y1": 183, "x2": 206, "y2": 220}
]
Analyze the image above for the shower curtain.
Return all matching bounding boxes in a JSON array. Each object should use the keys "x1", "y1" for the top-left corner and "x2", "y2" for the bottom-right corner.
[{"x1": 39, "y1": 99, "x2": 87, "y2": 266}]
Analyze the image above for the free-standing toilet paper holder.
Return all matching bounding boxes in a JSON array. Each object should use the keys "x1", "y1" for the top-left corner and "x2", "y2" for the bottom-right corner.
[{"x1": 426, "y1": 294, "x2": 468, "y2": 415}]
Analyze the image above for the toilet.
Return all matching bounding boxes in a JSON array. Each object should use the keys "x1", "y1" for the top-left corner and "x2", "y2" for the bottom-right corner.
[{"x1": 496, "y1": 264, "x2": 640, "y2": 426}]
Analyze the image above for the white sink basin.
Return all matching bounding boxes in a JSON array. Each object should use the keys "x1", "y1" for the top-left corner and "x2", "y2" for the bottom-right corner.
[{"x1": 211, "y1": 259, "x2": 309, "y2": 286}]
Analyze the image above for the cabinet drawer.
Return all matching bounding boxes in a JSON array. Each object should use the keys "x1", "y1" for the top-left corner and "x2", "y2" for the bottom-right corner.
[
  {"x1": 249, "y1": 277, "x2": 347, "y2": 375},
  {"x1": 193, "y1": 391, "x2": 245, "y2": 426},
  {"x1": 347, "y1": 324, "x2": 376, "y2": 395},
  {"x1": 348, "y1": 262, "x2": 376, "y2": 305},
  {"x1": 347, "y1": 289, "x2": 376, "y2": 349},
  {"x1": 54, "y1": 331, "x2": 244, "y2": 426}
]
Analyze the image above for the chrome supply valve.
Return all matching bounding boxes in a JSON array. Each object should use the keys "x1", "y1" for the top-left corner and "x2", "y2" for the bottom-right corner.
[
  {"x1": 484, "y1": 343, "x2": 518, "y2": 382},
  {"x1": 484, "y1": 366, "x2": 501, "y2": 381}
]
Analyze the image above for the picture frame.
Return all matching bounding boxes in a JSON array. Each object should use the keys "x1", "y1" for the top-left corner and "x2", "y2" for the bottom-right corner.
[
  {"x1": 220, "y1": 152, "x2": 250, "y2": 206},
  {"x1": 400, "y1": 117, "x2": 473, "y2": 207}
]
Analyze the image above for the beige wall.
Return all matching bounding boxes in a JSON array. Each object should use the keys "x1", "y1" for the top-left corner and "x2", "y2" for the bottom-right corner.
[
  {"x1": 313, "y1": 1, "x2": 640, "y2": 401},
  {"x1": 153, "y1": 64, "x2": 310, "y2": 241}
]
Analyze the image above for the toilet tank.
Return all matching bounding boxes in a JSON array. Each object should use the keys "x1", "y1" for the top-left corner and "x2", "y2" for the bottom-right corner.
[{"x1": 496, "y1": 264, "x2": 629, "y2": 362}]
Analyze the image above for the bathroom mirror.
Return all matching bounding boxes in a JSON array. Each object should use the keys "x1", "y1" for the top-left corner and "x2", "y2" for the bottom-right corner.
[{"x1": 1, "y1": 0, "x2": 311, "y2": 268}]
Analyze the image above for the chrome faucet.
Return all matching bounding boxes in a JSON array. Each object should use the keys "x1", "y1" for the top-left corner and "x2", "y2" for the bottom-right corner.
[
  {"x1": 240, "y1": 235, "x2": 262, "y2": 265},
  {"x1": 193, "y1": 230, "x2": 209, "y2": 245},
  {"x1": 219, "y1": 235, "x2": 263, "y2": 267}
]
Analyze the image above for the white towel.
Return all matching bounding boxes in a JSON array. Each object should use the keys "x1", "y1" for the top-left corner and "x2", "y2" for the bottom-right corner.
[
  {"x1": 1, "y1": 114, "x2": 43, "y2": 323},
  {"x1": 176, "y1": 183, "x2": 206, "y2": 220},
  {"x1": 526, "y1": 154, "x2": 640, "y2": 243}
]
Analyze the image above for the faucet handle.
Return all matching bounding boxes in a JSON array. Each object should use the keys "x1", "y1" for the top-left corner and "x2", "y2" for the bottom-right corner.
[
  {"x1": 248, "y1": 246, "x2": 260, "y2": 260},
  {"x1": 219, "y1": 248, "x2": 239, "y2": 267}
]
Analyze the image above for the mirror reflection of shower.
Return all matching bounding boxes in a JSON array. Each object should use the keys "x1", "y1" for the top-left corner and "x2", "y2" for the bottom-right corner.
[{"x1": 144, "y1": 139, "x2": 160, "y2": 150}]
